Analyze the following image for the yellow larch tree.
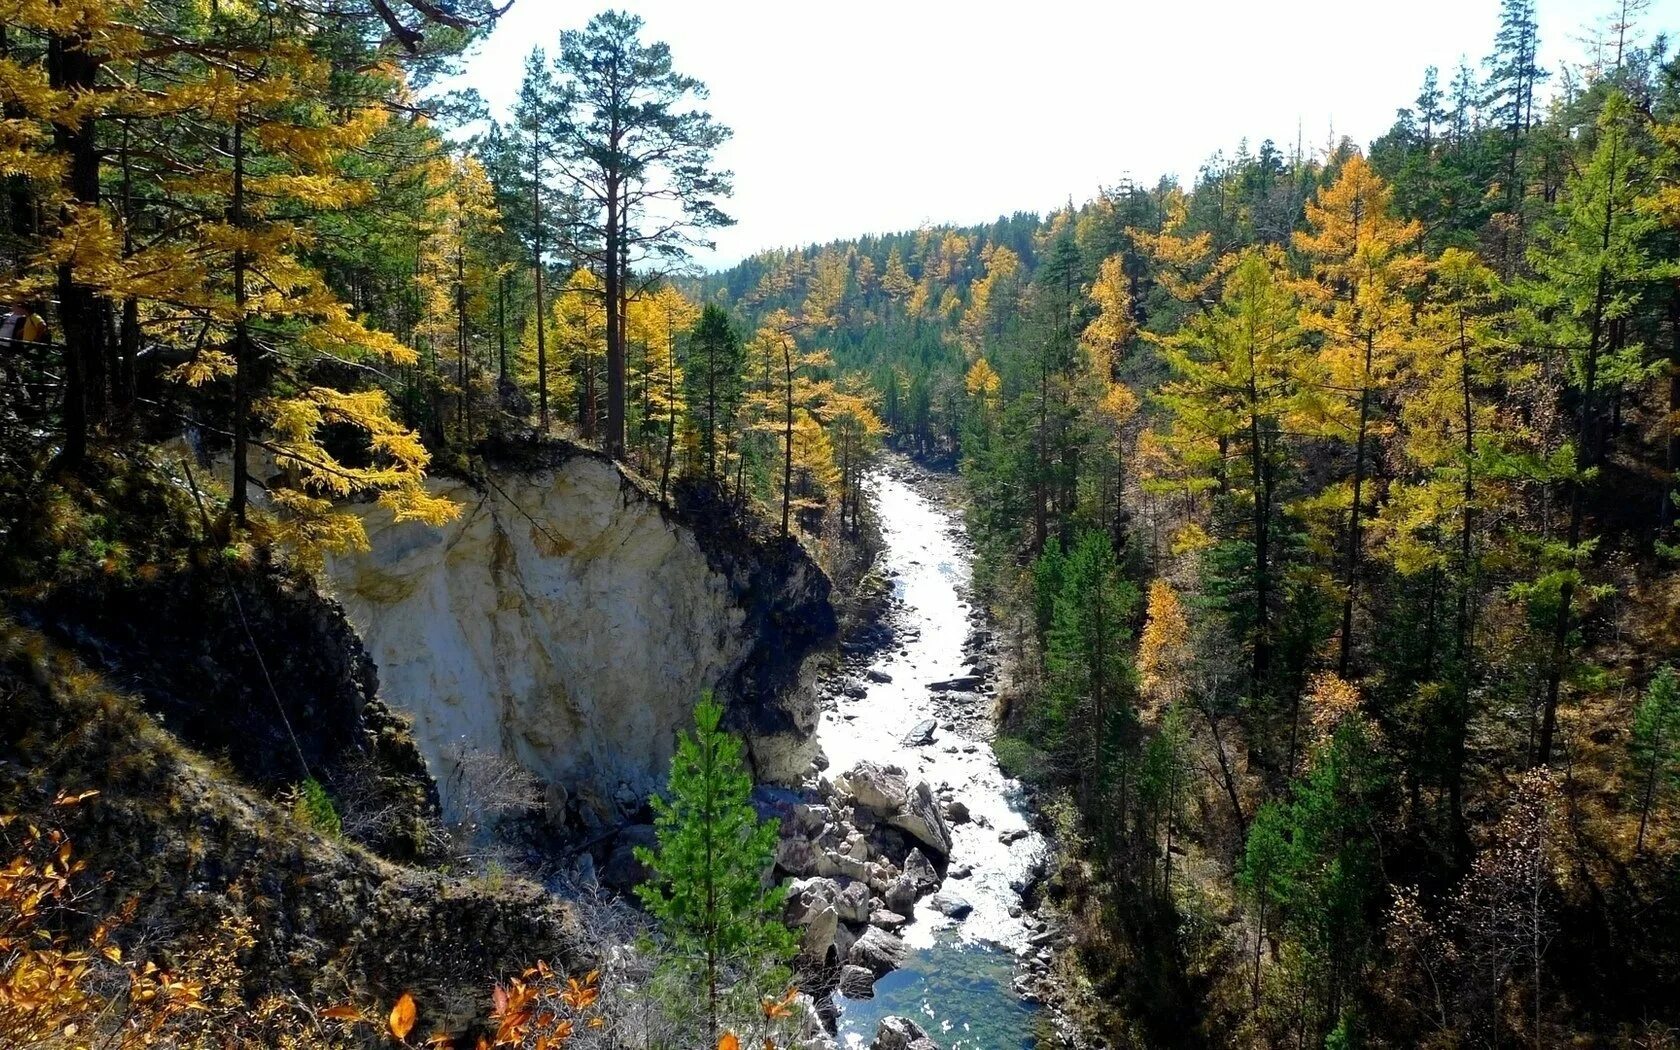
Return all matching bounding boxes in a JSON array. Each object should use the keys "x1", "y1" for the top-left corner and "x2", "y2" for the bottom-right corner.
[
  {"x1": 742, "y1": 311, "x2": 833, "y2": 536},
  {"x1": 137, "y1": 10, "x2": 455, "y2": 553},
  {"x1": 1291, "y1": 154, "x2": 1427, "y2": 675},
  {"x1": 816, "y1": 374, "x2": 885, "y2": 536},
  {"x1": 802, "y1": 248, "x2": 850, "y2": 330},
  {"x1": 537, "y1": 269, "x2": 606, "y2": 439},
  {"x1": 415, "y1": 151, "x2": 501, "y2": 446},
  {"x1": 626, "y1": 284, "x2": 699, "y2": 498},
  {"x1": 1129, "y1": 187, "x2": 1233, "y2": 313},
  {"x1": 959, "y1": 244, "x2": 1024, "y2": 356}
]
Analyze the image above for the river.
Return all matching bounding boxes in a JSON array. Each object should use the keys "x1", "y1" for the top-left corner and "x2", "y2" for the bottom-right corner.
[{"x1": 818, "y1": 460, "x2": 1049, "y2": 1050}]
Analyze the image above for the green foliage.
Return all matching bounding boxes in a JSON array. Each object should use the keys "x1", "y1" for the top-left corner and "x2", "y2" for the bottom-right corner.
[
  {"x1": 1631, "y1": 666, "x2": 1680, "y2": 851},
  {"x1": 635, "y1": 694, "x2": 795, "y2": 1038},
  {"x1": 992, "y1": 734, "x2": 1053, "y2": 788},
  {"x1": 685, "y1": 304, "x2": 747, "y2": 481},
  {"x1": 294, "y1": 778, "x2": 342, "y2": 838}
]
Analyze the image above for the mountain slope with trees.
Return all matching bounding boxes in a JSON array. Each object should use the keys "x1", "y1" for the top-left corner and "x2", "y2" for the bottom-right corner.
[{"x1": 704, "y1": 6, "x2": 1680, "y2": 1045}]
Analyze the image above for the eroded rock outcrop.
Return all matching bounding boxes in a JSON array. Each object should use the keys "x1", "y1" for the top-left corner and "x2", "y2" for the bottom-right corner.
[{"x1": 320, "y1": 443, "x2": 835, "y2": 825}]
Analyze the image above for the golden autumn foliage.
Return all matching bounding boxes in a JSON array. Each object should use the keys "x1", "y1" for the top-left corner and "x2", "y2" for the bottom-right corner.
[
  {"x1": 1137, "y1": 579, "x2": 1192, "y2": 709},
  {"x1": 2, "y1": 814, "x2": 644, "y2": 1049}
]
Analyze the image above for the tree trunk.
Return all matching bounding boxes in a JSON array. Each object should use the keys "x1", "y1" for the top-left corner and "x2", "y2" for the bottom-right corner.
[
  {"x1": 532, "y1": 134, "x2": 548, "y2": 433},
  {"x1": 497, "y1": 272, "x2": 507, "y2": 386},
  {"x1": 780, "y1": 338, "x2": 794, "y2": 537},
  {"x1": 1539, "y1": 143, "x2": 1619, "y2": 765},
  {"x1": 605, "y1": 174, "x2": 625, "y2": 458},
  {"x1": 229, "y1": 119, "x2": 250, "y2": 526},
  {"x1": 456, "y1": 246, "x2": 468, "y2": 441},
  {"x1": 1450, "y1": 309, "x2": 1477, "y2": 862},
  {"x1": 47, "y1": 20, "x2": 106, "y2": 472},
  {"x1": 1664, "y1": 291, "x2": 1680, "y2": 535},
  {"x1": 660, "y1": 316, "x2": 677, "y2": 502},
  {"x1": 1338, "y1": 335, "x2": 1375, "y2": 677}
]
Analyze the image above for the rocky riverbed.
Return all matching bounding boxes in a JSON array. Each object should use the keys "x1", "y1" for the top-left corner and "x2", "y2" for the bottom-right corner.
[{"x1": 759, "y1": 456, "x2": 1069, "y2": 1050}]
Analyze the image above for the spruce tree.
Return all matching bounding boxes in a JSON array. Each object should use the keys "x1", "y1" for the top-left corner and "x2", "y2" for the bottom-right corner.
[{"x1": 635, "y1": 694, "x2": 795, "y2": 1044}]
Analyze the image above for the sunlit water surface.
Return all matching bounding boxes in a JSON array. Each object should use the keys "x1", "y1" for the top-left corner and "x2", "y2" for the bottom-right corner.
[{"x1": 818, "y1": 467, "x2": 1046, "y2": 1050}]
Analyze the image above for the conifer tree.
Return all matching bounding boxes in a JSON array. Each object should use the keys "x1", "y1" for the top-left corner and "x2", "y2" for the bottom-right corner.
[
  {"x1": 1158, "y1": 248, "x2": 1308, "y2": 706},
  {"x1": 1631, "y1": 665, "x2": 1680, "y2": 853},
  {"x1": 553, "y1": 11, "x2": 732, "y2": 460},
  {"x1": 635, "y1": 695, "x2": 795, "y2": 1045},
  {"x1": 1044, "y1": 529, "x2": 1139, "y2": 825},
  {"x1": 1525, "y1": 90, "x2": 1667, "y2": 764},
  {"x1": 685, "y1": 303, "x2": 745, "y2": 485},
  {"x1": 1293, "y1": 155, "x2": 1427, "y2": 676}
]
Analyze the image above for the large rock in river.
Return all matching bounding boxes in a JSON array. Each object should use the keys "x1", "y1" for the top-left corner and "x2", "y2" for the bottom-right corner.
[{"x1": 838, "y1": 761, "x2": 953, "y2": 859}]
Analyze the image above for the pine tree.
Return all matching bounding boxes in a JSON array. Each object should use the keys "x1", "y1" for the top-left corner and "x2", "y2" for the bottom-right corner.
[
  {"x1": 1630, "y1": 665, "x2": 1680, "y2": 853},
  {"x1": 554, "y1": 11, "x2": 732, "y2": 460},
  {"x1": 1044, "y1": 529, "x2": 1139, "y2": 827},
  {"x1": 509, "y1": 48, "x2": 565, "y2": 433},
  {"x1": 1483, "y1": 0, "x2": 1548, "y2": 264},
  {"x1": 635, "y1": 695, "x2": 795, "y2": 1045}
]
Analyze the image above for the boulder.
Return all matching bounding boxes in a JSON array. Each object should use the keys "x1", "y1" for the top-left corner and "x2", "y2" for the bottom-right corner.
[
  {"x1": 871, "y1": 1016, "x2": 929, "y2": 1050},
  {"x1": 793, "y1": 803, "x2": 832, "y2": 834},
  {"x1": 943, "y1": 800, "x2": 971, "y2": 825},
  {"x1": 902, "y1": 848, "x2": 940, "y2": 895},
  {"x1": 775, "y1": 835, "x2": 817, "y2": 876},
  {"x1": 887, "y1": 781, "x2": 953, "y2": 859},
  {"x1": 799, "y1": 904, "x2": 840, "y2": 966},
  {"x1": 928, "y1": 676, "x2": 983, "y2": 692},
  {"x1": 838, "y1": 964, "x2": 877, "y2": 1000},
  {"x1": 849, "y1": 926, "x2": 908, "y2": 976},
  {"x1": 815, "y1": 850, "x2": 870, "y2": 881},
  {"x1": 869, "y1": 909, "x2": 909, "y2": 930},
  {"x1": 835, "y1": 880, "x2": 872, "y2": 924},
  {"x1": 884, "y1": 875, "x2": 916, "y2": 915},
  {"x1": 832, "y1": 920, "x2": 858, "y2": 966},
  {"x1": 842, "y1": 830, "x2": 871, "y2": 862},
  {"x1": 929, "y1": 892, "x2": 972, "y2": 919},
  {"x1": 865, "y1": 669, "x2": 893, "y2": 684},
  {"x1": 841, "y1": 761, "x2": 909, "y2": 814},
  {"x1": 902, "y1": 718, "x2": 937, "y2": 746}
]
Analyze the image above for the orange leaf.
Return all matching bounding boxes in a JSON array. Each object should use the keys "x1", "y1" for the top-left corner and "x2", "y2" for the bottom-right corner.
[
  {"x1": 321, "y1": 1004, "x2": 364, "y2": 1022},
  {"x1": 389, "y1": 992, "x2": 418, "y2": 1040},
  {"x1": 718, "y1": 1032, "x2": 741, "y2": 1050}
]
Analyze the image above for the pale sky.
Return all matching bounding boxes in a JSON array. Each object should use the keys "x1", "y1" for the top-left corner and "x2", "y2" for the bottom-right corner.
[{"x1": 458, "y1": 0, "x2": 1680, "y2": 267}]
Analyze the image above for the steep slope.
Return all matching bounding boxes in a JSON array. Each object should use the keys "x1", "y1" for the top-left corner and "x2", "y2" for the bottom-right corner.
[
  {"x1": 0, "y1": 618, "x2": 588, "y2": 1033},
  {"x1": 319, "y1": 442, "x2": 837, "y2": 826}
]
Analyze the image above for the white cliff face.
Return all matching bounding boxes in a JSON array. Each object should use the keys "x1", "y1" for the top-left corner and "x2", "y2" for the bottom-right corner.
[{"x1": 321, "y1": 453, "x2": 822, "y2": 824}]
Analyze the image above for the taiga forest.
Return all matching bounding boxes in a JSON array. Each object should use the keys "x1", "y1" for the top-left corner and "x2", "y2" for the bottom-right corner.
[{"x1": 3, "y1": 1, "x2": 1680, "y2": 1048}]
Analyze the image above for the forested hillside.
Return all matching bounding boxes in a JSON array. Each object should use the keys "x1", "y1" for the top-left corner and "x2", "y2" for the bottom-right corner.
[
  {"x1": 0, "y1": 3, "x2": 859, "y2": 1045},
  {"x1": 704, "y1": 6, "x2": 1680, "y2": 1046}
]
